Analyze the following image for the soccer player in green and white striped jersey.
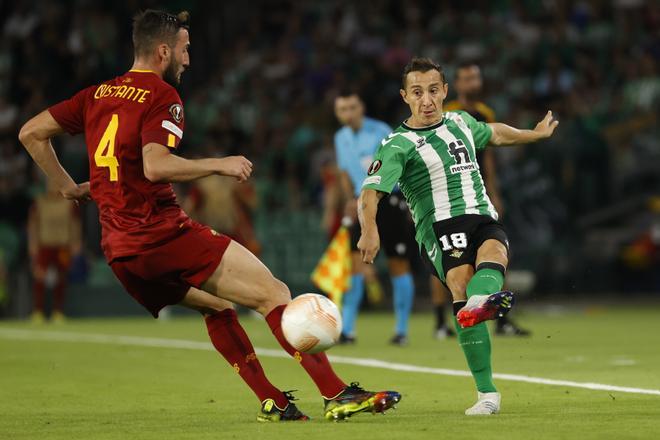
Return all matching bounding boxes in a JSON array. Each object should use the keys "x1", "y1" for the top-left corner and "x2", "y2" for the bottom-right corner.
[{"x1": 357, "y1": 57, "x2": 558, "y2": 415}]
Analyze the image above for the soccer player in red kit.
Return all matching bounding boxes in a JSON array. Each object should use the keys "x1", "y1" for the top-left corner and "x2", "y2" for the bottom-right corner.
[{"x1": 18, "y1": 10, "x2": 400, "y2": 422}]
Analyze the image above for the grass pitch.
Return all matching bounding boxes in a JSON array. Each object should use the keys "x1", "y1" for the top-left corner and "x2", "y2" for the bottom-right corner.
[{"x1": 1, "y1": 305, "x2": 660, "y2": 440}]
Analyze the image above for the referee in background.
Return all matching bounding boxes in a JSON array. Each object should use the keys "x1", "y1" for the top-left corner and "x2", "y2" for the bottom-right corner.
[{"x1": 333, "y1": 89, "x2": 416, "y2": 346}]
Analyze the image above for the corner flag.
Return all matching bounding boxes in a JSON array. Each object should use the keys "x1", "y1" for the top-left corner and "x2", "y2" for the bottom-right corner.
[{"x1": 311, "y1": 226, "x2": 351, "y2": 307}]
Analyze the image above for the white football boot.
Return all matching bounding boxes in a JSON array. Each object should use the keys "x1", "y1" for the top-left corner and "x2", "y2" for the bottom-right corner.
[{"x1": 465, "y1": 392, "x2": 501, "y2": 415}]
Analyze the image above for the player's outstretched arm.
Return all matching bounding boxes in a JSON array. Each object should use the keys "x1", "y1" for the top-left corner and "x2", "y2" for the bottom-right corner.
[
  {"x1": 488, "y1": 110, "x2": 559, "y2": 146},
  {"x1": 357, "y1": 189, "x2": 385, "y2": 264},
  {"x1": 142, "y1": 143, "x2": 253, "y2": 183},
  {"x1": 18, "y1": 110, "x2": 90, "y2": 202}
]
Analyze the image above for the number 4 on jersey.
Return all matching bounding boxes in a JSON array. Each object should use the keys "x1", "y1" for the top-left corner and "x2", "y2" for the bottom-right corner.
[{"x1": 94, "y1": 114, "x2": 119, "y2": 181}]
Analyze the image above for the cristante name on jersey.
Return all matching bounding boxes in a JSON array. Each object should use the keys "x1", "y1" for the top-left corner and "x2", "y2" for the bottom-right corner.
[{"x1": 94, "y1": 84, "x2": 151, "y2": 103}]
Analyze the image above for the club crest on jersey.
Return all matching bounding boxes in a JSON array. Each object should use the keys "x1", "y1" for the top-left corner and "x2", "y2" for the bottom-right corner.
[
  {"x1": 169, "y1": 103, "x2": 183, "y2": 123},
  {"x1": 367, "y1": 160, "x2": 382, "y2": 175},
  {"x1": 450, "y1": 249, "x2": 464, "y2": 258}
]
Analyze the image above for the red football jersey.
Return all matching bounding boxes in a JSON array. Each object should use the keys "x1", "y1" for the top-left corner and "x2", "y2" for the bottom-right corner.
[{"x1": 49, "y1": 70, "x2": 191, "y2": 262}]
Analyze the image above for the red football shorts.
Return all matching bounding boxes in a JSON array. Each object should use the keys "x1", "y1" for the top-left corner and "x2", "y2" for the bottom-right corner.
[{"x1": 110, "y1": 222, "x2": 231, "y2": 318}]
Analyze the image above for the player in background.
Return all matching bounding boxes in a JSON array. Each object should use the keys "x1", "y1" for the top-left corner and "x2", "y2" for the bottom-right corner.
[
  {"x1": 439, "y1": 62, "x2": 530, "y2": 337},
  {"x1": 18, "y1": 9, "x2": 400, "y2": 422},
  {"x1": 334, "y1": 90, "x2": 416, "y2": 346},
  {"x1": 183, "y1": 175, "x2": 261, "y2": 256},
  {"x1": 28, "y1": 179, "x2": 81, "y2": 323},
  {"x1": 358, "y1": 57, "x2": 558, "y2": 415}
]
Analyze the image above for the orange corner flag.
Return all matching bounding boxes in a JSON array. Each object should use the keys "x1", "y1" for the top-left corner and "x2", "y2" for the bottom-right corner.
[{"x1": 311, "y1": 226, "x2": 351, "y2": 308}]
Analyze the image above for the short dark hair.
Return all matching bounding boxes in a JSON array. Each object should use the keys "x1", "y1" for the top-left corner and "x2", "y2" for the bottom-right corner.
[
  {"x1": 454, "y1": 61, "x2": 480, "y2": 79},
  {"x1": 132, "y1": 10, "x2": 190, "y2": 58},
  {"x1": 402, "y1": 57, "x2": 446, "y2": 88},
  {"x1": 336, "y1": 86, "x2": 360, "y2": 100}
]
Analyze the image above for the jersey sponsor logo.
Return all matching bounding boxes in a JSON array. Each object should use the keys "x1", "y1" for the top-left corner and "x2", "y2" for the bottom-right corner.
[
  {"x1": 169, "y1": 103, "x2": 184, "y2": 122},
  {"x1": 449, "y1": 162, "x2": 478, "y2": 174},
  {"x1": 367, "y1": 160, "x2": 382, "y2": 175},
  {"x1": 446, "y1": 138, "x2": 479, "y2": 173},
  {"x1": 363, "y1": 175, "x2": 381, "y2": 186},
  {"x1": 161, "y1": 120, "x2": 183, "y2": 138},
  {"x1": 448, "y1": 139, "x2": 470, "y2": 163}
]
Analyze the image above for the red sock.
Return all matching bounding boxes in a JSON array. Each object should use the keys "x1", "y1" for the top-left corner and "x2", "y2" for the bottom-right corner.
[
  {"x1": 205, "y1": 309, "x2": 289, "y2": 408},
  {"x1": 33, "y1": 280, "x2": 45, "y2": 311},
  {"x1": 266, "y1": 305, "x2": 346, "y2": 398}
]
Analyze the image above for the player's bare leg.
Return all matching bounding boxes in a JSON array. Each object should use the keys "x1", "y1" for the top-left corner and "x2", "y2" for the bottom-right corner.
[
  {"x1": 199, "y1": 240, "x2": 291, "y2": 316},
  {"x1": 179, "y1": 287, "x2": 233, "y2": 315},
  {"x1": 476, "y1": 239, "x2": 508, "y2": 272},
  {"x1": 197, "y1": 240, "x2": 401, "y2": 420},
  {"x1": 445, "y1": 263, "x2": 473, "y2": 302},
  {"x1": 387, "y1": 257, "x2": 409, "y2": 277}
]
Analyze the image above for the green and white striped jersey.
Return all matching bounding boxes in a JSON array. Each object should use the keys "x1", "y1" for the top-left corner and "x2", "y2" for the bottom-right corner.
[{"x1": 362, "y1": 110, "x2": 498, "y2": 241}]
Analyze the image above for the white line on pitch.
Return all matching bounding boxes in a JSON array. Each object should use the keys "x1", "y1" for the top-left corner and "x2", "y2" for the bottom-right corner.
[{"x1": 1, "y1": 328, "x2": 659, "y2": 397}]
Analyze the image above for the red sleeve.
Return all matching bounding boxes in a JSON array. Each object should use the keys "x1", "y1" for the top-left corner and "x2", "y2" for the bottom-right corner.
[
  {"x1": 48, "y1": 86, "x2": 95, "y2": 135},
  {"x1": 141, "y1": 87, "x2": 185, "y2": 149}
]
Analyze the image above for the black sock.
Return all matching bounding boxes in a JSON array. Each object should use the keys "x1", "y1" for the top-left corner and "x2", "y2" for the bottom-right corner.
[
  {"x1": 434, "y1": 304, "x2": 447, "y2": 329},
  {"x1": 453, "y1": 300, "x2": 467, "y2": 316}
]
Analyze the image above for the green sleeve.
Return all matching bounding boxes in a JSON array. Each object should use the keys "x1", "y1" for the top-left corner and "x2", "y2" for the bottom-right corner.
[
  {"x1": 458, "y1": 110, "x2": 492, "y2": 150},
  {"x1": 361, "y1": 137, "x2": 408, "y2": 194}
]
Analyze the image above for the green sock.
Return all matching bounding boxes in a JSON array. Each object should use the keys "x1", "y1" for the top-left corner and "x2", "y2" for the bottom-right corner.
[
  {"x1": 454, "y1": 267, "x2": 504, "y2": 393},
  {"x1": 466, "y1": 268, "x2": 504, "y2": 297}
]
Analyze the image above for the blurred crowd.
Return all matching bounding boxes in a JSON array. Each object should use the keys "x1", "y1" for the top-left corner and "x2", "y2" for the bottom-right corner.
[{"x1": 1, "y1": 0, "x2": 660, "y2": 307}]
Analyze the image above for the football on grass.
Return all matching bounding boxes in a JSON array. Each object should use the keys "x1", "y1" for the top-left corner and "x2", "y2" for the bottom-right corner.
[{"x1": 281, "y1": 293, "x2": 342, "y2": 354}]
